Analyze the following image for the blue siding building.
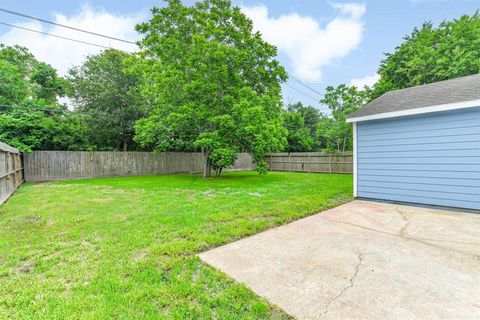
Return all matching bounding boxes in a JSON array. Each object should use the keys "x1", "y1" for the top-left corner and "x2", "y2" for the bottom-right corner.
[{"x1": 347, "y1": 75, "x2": 480, "y2": 210}]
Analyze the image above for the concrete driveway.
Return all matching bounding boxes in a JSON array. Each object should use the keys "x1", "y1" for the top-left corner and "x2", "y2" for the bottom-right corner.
[{"x1": 199, "y1": 200, "x2": 480, "y2": 320}]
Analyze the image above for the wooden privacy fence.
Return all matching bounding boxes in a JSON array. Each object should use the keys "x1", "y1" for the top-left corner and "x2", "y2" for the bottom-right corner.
[
  {"x1": 24, "y1": 151, "x2": 255, "y2": 182},
  {"x1": 0, "y1": 142, "x2": 23, "y2": 204},
  {"x1": 20, "y1": 150, "x2": 352, "y2": 183},
  {"x1": 265, "y1": 152, "x2": 353, "y2": 174}
]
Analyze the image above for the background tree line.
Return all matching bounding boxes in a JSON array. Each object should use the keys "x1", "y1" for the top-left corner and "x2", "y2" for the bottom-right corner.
[
  {"x1": 1, "y1": 1, "x2": 480, "y2": 175},
  {"x1": 0, "y1": 45, "x2": 145, "y2": 152},
  {"x1": 282, "y1": 85, "x2": 371, "y2": 153}
]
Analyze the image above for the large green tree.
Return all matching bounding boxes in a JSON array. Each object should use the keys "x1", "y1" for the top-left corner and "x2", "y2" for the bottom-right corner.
[
  {"x1": 0, "y1": 59, "x2": 26, "y2": 105},
  {"x1": 0, "y1": 44, "x2": 65, "y2": 105},
  {"x1": 0, "y1": 103, "x2": 88, "y2": 152},
  {"x1": 0, "y1": 45, "x2": 87, "y2": 151},
  {"x1": 282, "y1": 110, "x2": 313, "y2": 152},
  {"x1": 68, "y1": 49, "x2": 145, "y2": 151},
  {"x1": 287, "y1": 102, "x2": 321, "y2": 138},
  {"x1": 134, "y1": 0, "x2": 287, "y2": 177},
  {"x1": 374, "y1": 12, "x2": 480, "y2": 97},
  {"x1": 317, "y1": 84, "x2": 371, "y2": 152},
  {"x1": 284, "y1": 102, "x2": 320, "y2": 151}
]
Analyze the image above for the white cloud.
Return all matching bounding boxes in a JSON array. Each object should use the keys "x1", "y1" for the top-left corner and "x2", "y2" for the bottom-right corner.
[
  {"x1": 0, "y1": 6, "x2": 144, "y2": 75},
  {"x1": 350, "y1": 73, "x2": 380, "y2": 89},
  {"x1": 242, "y1": 3, "x2": 366, "y2": 81},
  {"x1": 332, "y1": 3, "x2": 366, "y2": 19}
]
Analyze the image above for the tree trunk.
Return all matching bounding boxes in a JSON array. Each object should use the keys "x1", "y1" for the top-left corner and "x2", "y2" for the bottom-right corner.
[
  {"x1": 123, "y1": 139, "x2": 128, "y2": 152},
  {"x1": 204, "y1": 159, "x2": 211, "y2": 178},
  {"x1": 202, "y1": 149, "x2": 211, "y2": 178}
]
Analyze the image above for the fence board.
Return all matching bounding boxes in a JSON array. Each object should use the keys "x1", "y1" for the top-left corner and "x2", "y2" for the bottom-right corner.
[
  {"x1": 0, "y1": 142, "x2": 23, "y2": 204},
  {"x1": 24, "y1": 151, "x2": 256, "y2": 182},
  {"x1": 265, "y1": 152, "x2": 353, "y2": 174}
]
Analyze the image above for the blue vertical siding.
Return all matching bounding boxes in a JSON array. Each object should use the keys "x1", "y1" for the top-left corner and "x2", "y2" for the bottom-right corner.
[{"x1": 357, "y1": 107, "x2": 480, "y2": 210}]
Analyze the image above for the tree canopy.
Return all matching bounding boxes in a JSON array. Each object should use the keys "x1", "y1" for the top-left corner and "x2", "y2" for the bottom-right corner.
[
  {"x1": 68, "y1": 49, "x2": 145, "y2": 151},
  {"x1": 374, "y1": 12, "x2": 480, "y2": 97},
  {"x1": 317, "y1": 84, "x2": 371, "y2": 152},
  {"x1": 0, "y1": 44, "x2": 65, "y2": 105},
  {"x1": 282, "y1": 102, "x2": 320, "y2": 152},
  {"x1": 0, "y1": 45, "x2": 87, "y2": 152},
  {"x1": 287, "y1": 103, "x2": 321, "y2": 137},
  {"x1": 133, "y1": 0, "x2": 287, "y2": 176}
]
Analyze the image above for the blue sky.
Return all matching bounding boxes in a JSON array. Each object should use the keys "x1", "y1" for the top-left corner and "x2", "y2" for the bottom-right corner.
[{"x1": 0, "y1": 0, "x2": 479, "y2": 111}]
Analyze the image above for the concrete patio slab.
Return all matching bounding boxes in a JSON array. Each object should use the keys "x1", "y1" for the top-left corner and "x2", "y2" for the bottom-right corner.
[{"x1": 199, "y1": 200, "x2": 480, "y2": 320}]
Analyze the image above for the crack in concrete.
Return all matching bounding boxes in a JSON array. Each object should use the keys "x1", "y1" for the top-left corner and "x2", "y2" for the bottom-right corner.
[
  {"x1": 320, "y1": 217, "x2": 480, "y2": 261},
  {"x1": 396, "y1": 207, "x2": 410, "y2": 237},
  {"x1": 321, "y1": 253, "x2": 364, "y2": 317}
]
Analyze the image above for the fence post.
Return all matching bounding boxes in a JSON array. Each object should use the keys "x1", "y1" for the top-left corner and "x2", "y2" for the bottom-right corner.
[
  {"x1": 329, "y1": 154, "x2": 333, "y2": 173},
  {"x1": 0, "y1": 141, "x2": 23, "y2": 205}
]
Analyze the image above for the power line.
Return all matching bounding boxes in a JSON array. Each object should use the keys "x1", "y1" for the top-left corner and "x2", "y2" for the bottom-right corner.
[
  {"x1": 284, "y1": 84, "x2": 330, "y2": 111},
  {"x1": 0, "y1": 7, "x2": 327, "y2": 99},
  {"x1": 0, "y1": 104, "x2": 108, "y2": 116},
  {"x1": 0, "y1": 8, "x2": 325, "y2": 100},
  {"x1": 0, "y1": 21, "x2": 126, "y2": 51},
  {"x1": 0, "y1": 7, "x2": 137, "y2": 45},
  {"x1": 0, "y1": 10, "x2": 327, "y2": 108},
  {"x1": 284, "y1": 83, "x2": 320, "y2": 102},
  {"x1": 288, "y1": 73, "x2": 324, "y2": 98},
  {"x1": 0, "y1": 104, "x2": 80, "y2": 115}
]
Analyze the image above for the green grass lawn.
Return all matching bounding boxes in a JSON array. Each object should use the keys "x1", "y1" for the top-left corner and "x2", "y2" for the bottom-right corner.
[{"x1": 0, "y1": 171, "x2": 352, "y2": 319}]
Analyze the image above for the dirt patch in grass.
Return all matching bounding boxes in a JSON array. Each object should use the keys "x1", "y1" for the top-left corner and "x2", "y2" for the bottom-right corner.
[
  {"x1": 91, "y1": 197, "x2": 114, "y2": 204},
  {"x1": 14, "y1": 260, "x2": 35, "y2": 275},
  {"x1": 20, "y1": 215, "x2": 42, "y2": 222},
  {"x1": 131, "y1": 249, "x2": 149, "y2": 262}
]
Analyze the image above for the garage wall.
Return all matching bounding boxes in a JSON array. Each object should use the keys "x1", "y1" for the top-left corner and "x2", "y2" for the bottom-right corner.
[{"x1": 356, "y1": 106, "x2": 480, "y2": 210}]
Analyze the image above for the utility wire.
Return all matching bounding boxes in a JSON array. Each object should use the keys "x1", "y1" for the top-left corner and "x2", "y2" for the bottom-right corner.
[
  {"x1": 0, "y1": 104, "x2": 109, "y2": 116},
  {"x1": 288, "y1": 73, "x2": 324, "y2": 98},
  {"x1": 0, "y1": 8, "x2": 327, "y2": 96},
  {"x1": 0, "y1": 104, "x2": 80, "y2": 115},
  {"x1": 0, "y1": 7, "x2": 137, "y2": 45},
  {"x1": 284, "y1": 84, "x2": 330, "y2": 111},
  {"x1": 0, "y1": 21, "x2": 125, "y2": 51},
  {"x1": 0, "y1": 7, "x2": 329, "y2": 102},
  {"x1": 0, "y1": 9, "x2": 328, "y2": 109},
  {"x1": 284, "y1": 83, "x2": 320, "y2": 102}
]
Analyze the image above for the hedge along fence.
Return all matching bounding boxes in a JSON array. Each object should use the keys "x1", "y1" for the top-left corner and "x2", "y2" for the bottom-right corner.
[
  {"x1": 0, "y1": 142, "x2": 23, "y2": 204},
  {"x1": 23, "y1": 151, "x2": 256, "y2": 182},
  {"x1": 265, "y1": 152, "x2": 353, "y2": 174}
]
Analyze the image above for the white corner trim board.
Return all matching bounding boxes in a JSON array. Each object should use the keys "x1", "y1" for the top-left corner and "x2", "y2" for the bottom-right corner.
[
  {"x1": 352, "y1": 122, "x2": 357, "y2": 198},
  {"x1": 346, "y1": 98, "x2": 480, "y2": 123}
]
